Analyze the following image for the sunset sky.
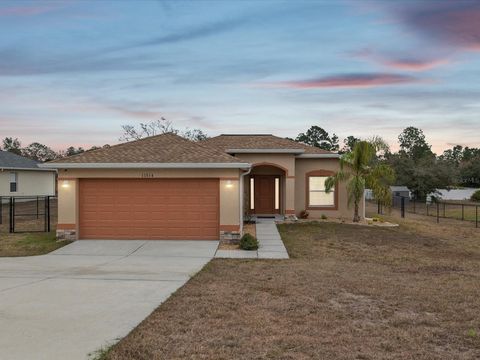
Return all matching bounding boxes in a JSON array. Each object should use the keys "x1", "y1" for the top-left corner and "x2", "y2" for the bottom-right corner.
[{"x1": 0, "y1": 0, "x2": 479, "y2": 153}]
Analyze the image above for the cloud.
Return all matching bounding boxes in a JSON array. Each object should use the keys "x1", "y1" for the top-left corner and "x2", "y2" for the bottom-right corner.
[
  {"x1": 107, "y1": 17, "x2": 249, "y2": 52},
  {"x1": 0, "y1": 2, "x2": 66, "y2": 17},
  {"x1": 0, "y1": 48, "x2": 171, "y2": 76},
  {"x1": 395, "y1": 1, "x2": 480, "y2": 51},
  {"x1": 351, "y1": 48, "x2": 450, "y2": 72},
  {"x1": 380, "y1": 58, "x2": 450, "y2": 71},
  {"x1": 262, "y1": 73, "x2": 422, "y2": 89}
]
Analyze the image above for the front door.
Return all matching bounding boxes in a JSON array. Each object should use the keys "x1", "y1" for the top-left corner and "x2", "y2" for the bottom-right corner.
[{"x1": 253, "y1": 176, "x2": 276, "y2": 214}]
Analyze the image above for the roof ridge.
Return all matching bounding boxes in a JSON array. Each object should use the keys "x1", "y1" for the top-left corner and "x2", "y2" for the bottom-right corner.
[
  {"x1": 202, "y1": 134, "x2": 336, "y2": 155},
  {"x1": 47, "y1": 132, "x2": 248, "y2": 164},
  {"x1": 219, "y1": 134, "x2": 273, "y2": 136}
]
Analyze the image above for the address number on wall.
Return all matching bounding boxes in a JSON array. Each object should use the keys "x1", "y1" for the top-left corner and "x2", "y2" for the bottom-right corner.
[{"x1": 141, "y1": 172, "x2": 155, "y2": 178}]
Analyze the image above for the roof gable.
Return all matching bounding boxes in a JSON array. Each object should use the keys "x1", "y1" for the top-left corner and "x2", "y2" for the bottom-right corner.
[{"x1": 47, "y1": 133, "x2": 246, "y2": 164}]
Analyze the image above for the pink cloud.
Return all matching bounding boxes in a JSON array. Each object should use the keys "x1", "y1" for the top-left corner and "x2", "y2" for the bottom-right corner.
[
  {"x1": 398, "y1": 2, "x2": 480, "y2": 51},
  {"x1": 350, "y1": 48, "x2": 450, "y2": 72},
  {"x1": 263, "y1": 73, "x2": 422, "y2": 89},
  {"x1": 379, "y1": 58, "x2": 450, "y2": 71}
]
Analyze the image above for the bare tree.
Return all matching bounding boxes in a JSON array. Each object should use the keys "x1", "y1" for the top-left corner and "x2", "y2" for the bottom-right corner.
[
  {"x1": 120, "y1": 118, "x2": 178, "y2": 141},
  {"x1": 120, "y1": 118, "x2": 208, "y2": 142}
]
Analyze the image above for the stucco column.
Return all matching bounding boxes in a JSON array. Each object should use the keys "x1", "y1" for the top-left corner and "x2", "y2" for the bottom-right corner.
[
  {"x1": 285, "y1": 176, "x2": 295, "y2": 214},
  {"x1": 57, "y1": 177, "x2": 78, "y2": 240}
]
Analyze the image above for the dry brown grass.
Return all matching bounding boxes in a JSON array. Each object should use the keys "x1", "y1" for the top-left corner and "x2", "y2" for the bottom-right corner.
[{"x1": 107, "y1": 218, "x2": 480, "y2": 360}]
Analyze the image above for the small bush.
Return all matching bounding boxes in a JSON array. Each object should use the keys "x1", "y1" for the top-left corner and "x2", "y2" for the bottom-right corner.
[
  {"x1": 471, "y1": 190, "x2": 480, "y2": 202},
  {"x1": 299, "y1": 210, "x2": 309, "y2": 219},
  {"x1": 240, "y1": 233, "x2": 259, "y2": 250},
  {"x1": 467, "y1": 328, "x2": 477, "y2": 338},
  {"x1": 321, "y1": 214, "x2": 328, "y2": 220}
]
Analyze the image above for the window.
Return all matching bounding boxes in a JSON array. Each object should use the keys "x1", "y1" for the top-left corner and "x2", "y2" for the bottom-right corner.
[
  {"x1": 250, "y1": 178, "x2": 254, "y2": 210},
  {"x1": 308, "y1": 176, "x2": 334, "y2": 207},
  {"x1": 274, "y1": 177, "x2": 280, "y2": 210},
  {"x1": 10, "y1": 172, "x2": 17, "y2": 192}
]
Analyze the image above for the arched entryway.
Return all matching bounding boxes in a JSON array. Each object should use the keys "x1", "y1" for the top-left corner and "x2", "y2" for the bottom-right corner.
[{"x1": 246, "y1": 164, "x2": 286, "y2": 215}]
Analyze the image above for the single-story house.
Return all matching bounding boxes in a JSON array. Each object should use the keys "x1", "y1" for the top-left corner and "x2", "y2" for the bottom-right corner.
[
  {"x1": 41, "y1": 133, "x2": 357, "y2": 241},
  {"x1": 0, "y1": 150, "x2": 56, "y2": 197}
]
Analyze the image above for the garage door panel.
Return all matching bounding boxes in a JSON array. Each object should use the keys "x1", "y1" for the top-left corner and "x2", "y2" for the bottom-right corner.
[{"x1": 79, "y1": 178, "x2": 219, "y2": 240}]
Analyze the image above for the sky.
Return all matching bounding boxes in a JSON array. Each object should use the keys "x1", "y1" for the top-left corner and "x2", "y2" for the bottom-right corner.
[{"x1": 0, "y1": 0, "x2": 479, "y2": 153}]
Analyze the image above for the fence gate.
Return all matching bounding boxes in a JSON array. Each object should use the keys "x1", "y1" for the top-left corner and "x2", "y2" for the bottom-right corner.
[{"x1": 0, "y1": 196, "x2": 55, "y2": 233}]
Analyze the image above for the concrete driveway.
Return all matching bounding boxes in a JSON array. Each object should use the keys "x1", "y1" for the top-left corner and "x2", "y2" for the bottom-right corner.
[{"x1": 0, "y1": 240, "x2": 218, "y2": 360}]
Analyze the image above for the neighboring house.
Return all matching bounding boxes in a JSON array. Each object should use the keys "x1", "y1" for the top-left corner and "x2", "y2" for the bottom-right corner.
[
  {"x1": 41, "y1": 133, "x2": 358, "y2": 241},
  {"x1": 433, "y1": 188, "x2": 479, "y2": 201},
  {"x1": 0, "y1": 150, "x2": 56, "y2": 197},
  {"x1": 390, "y1": 186, "x2": 411, "y2": 199}
]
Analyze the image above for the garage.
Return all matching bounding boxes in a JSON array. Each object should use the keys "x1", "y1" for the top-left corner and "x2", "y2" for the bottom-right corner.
[{"x1": 79, "y1": 178, "x2": 219, "y2": 240}]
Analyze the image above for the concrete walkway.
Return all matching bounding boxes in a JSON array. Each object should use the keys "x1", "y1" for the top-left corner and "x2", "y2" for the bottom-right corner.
[
  {"x1": 256, "y1": 219, "x2": 289, "y2": 259},
  {"x1": 215, "y1": 219, "x2": 289, "y2": 259},
  {"x1": 0, "y1": 240, "x2": 218, "y2": 360}
]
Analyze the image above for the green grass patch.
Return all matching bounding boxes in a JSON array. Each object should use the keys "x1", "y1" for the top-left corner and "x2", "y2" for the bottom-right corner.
[{"x1": 0, "y1": 231, "x2": 71, "y2": 257}]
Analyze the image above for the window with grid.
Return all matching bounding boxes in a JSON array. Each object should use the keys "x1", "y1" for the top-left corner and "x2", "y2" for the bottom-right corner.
[
  {"x1": 308, "y1": 176, "x2": 334, "y2": 207},
  {"x1": 10, "y1": 172, "x2": 17, "y2": 192}
]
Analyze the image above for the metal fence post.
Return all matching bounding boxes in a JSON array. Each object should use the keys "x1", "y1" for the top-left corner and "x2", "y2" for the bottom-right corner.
[
  {"x1": 443, "y1": 202, "x2": 446, "y2": 218},
  {"x1": 436, "y1": 202, "x2": 440, "y2": 223},
  {"x1": 47, "y1": 196, "x2": 51, "y2": 232},
  {"x1": 9, "y1": 197, "x2": 14, "y2": 233},
  {"x1": 462, "y1": 204, "x2": 464, "y2": 221},
  {"x1": 401, "y1": 197, "x2": 405, "y2": 218}
]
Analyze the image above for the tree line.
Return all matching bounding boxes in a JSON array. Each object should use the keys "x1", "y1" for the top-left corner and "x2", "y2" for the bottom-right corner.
[
  {"x1": 2, "y1": 119, "x2": 478, "y2": 199},
  {"x1": 293, "y1": 125, "x2": 480, "y2": 199},
  {"x1": 1, "y1": 137, "x2": 107, "y2": 162},
  {"x1": 0, "y1": 119, "x2": 207, "y2": 162}
]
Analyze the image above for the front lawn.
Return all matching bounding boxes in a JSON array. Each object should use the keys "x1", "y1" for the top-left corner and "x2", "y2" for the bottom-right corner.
[
  {"x1": 106, "y1": 220, "x2": 480, "y2": 359},
  {"x1": 0, "y1": 232, "x2": 71, "y2": 257}
]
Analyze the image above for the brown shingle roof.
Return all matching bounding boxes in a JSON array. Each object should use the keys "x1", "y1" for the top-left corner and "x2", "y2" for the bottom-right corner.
[
  {"x1": 48, "y1": 133, "x2": 246, "y2": 164},
  {"x1": 201, "y1": 134, "x2": 334, "y2": 154}
]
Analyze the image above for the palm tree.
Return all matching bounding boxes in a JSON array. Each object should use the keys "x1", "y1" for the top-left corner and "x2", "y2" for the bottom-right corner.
[{"x1": 325, "y1": 139, "x2": 395, "y2": 222}]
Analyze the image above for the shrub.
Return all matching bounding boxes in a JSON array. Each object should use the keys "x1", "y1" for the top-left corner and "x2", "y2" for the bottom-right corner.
[
  {"x1": 299, "y1": 210, "x2": 309, "y2": 219},
  {"x1": 239, "y1": 233, "x2": 259, "y2": 250},
  {"x1": 321, "y1": 214, "x2": 328, "y2": 220},
  {"x1": 471, "y1": 190, "x2": 480, "y2": 202}
]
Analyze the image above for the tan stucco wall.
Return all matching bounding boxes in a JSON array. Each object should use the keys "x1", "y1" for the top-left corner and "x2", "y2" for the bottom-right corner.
[
  {"x1": 56, "y1": 168, "x2": 241, "y2": 229},
  {"x1": 0, "y1": 170, "x2": 56, "y2": 196},
  {"x1": 58, "y1": 178, "x2": 77, "y2": 224},
  {"x1": 57, "y1": 168, "x2": 240, "y2": 179},
  {"x1": 219, "y1": 179, "x2": 239, "y2": 227},
  {"x1": 234, "y1": 154, "x2": 295, "y2": 176},
  {"x1": 295, "y1": 158, "x2": 361, "y2": 220},
  {"x1": 235, "y1": 154, "x2": 296, "y2": 212}
]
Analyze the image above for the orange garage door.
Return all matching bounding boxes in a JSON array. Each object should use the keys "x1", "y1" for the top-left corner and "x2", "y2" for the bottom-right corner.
[{"x1": 79, "y1": 179, "x2": 219, "y2": 240}]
